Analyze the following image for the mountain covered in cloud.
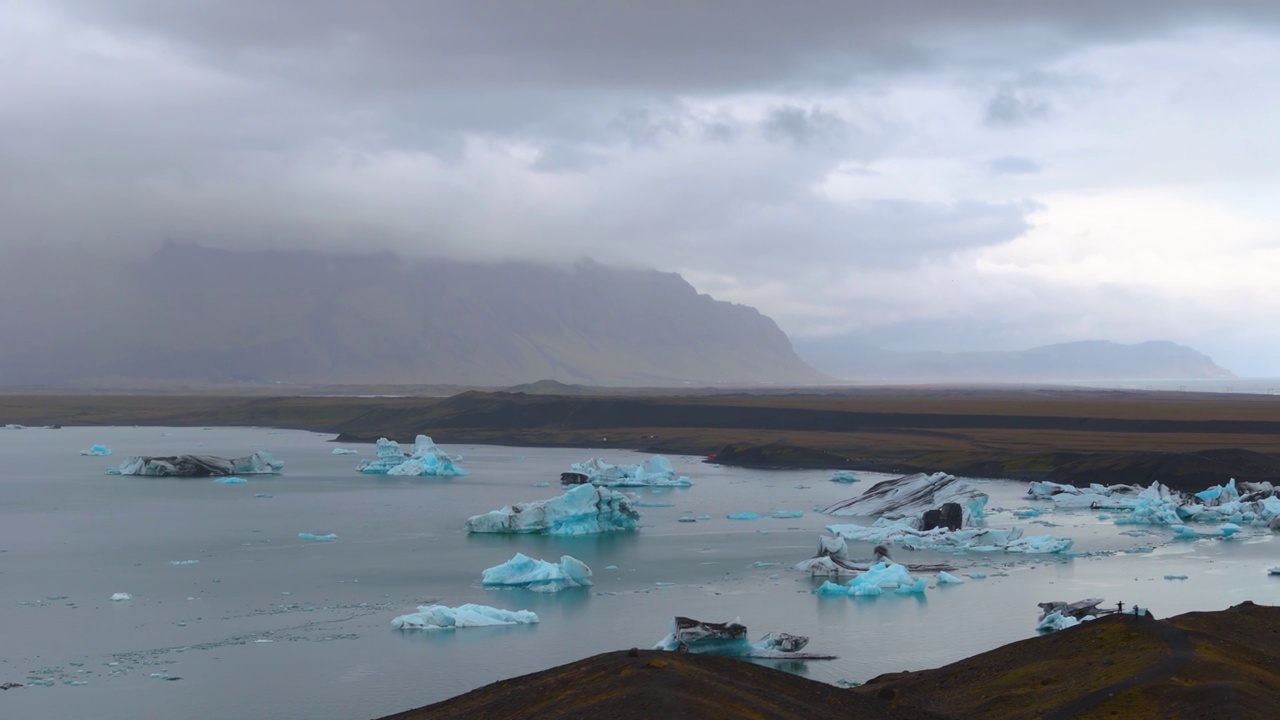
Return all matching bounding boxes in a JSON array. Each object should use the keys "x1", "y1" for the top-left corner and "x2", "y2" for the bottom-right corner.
[
  {"x1": 0, "y1": 244, "x2": 827, "y2": 388},
  {"x1": 793, "y1": 338, "x2": 1234, "y2": 383}
]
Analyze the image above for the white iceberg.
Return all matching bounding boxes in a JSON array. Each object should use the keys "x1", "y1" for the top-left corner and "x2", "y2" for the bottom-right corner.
[
  {"x1": 653, "y1": 617, "x2": 834, "y2": 659},
  {"x1": 937, "y1": 571, "x2": 965, "y2": 584},
  {"x1": 214, "y1": 476, "x2": 247, "y2": 484},
  {"x1": 794, "y1": 536, "x2": 954, "y2": 576},
  {"x1": 566, "y1": 456, "x2": 691, "y2": 487},
  {"x1": 1029, "y1": 478, "x2": 1280, "y2": 529},
  {"x1": 481, "y1": 553, "x2": 592, "y2": 592},
  {"x1": 826, "y1": 518, "x2": 1072, "y2": 555},
  {"x1": 357, "y1": 436, "x2": 466, "y2": 477},
  {"x1": 110, "y1": 593, "x2": 132, "y2": 601},
  {"x1": 822, "y1": 472, "x2": 988, "y2": 526},
  {"x1": 331, "y1": 448, "x2": 359, "y2": 455},
  {"x1": 1036, "y1": 611, "x2": 1082, "y2": 632},
  {"x1": 391, "y1": 603, "x2": 539, "y2": 630},
  {"x1": 298, "y1": 532, "x2": 337, "y2": 542},
  {"x1": 80, "y1": 445, "x2": 112, "y2": 456},
  {"x1": 464, "y1": 483, "x2": 641, "y2": 536},
  {"x1": 108, "y1": 451, "x2": 283, "y2": 477}
]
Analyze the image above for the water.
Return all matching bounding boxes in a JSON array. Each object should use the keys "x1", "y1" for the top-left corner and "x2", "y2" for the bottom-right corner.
[{"x1": 1, "y1": 426, "x2": 1277, "y2": 719}]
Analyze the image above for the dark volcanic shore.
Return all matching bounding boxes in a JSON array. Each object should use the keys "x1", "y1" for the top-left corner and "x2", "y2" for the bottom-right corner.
[
  {"x1": 3, "y1": 387, "x2": 1280, "y2": 491},
  {"x1": 383, "y1": 602, "x2": 1280, "y2": 720}
]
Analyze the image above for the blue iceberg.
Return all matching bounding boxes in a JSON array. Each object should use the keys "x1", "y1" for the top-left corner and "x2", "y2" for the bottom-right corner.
[
  {"x1": 214, "y1": 476, "x2": 247, "y2": 484},
  {"x1": 830, "y1": 471, "x2": 859, "y2": 483},
  {"x1": 826, "y1": 519, "x2": 1073, "y2": 555},
  {"x1": 481, "y1": 553, "x2": 592, "y2": 592},
  {"x1": 464, "y1": 483, "x2": 641, "y2": 536},
  {"x1": 357, "y1": 436, "x2": 466, "y2": 477},
  {"x1": 391, "y1": 603, "x2": 539, "y2": 630},
  {"x1": 331, "y1": 448, "x2": 359, "y2": 455},
  {"x1": 814, "y1": 561, "x2": 923, "y2": 597},
  {"x1": 566, "y1": 456, "x2": 691, "y2": 487},
  {"x1": 728, "y1": 512, "x2": 761, "y2": 520},
  {"x1": 298, "y1": 532, "x2": 338, "y2": 542},
  {"x1": 80, "y1": 445, "x2": 112, "y2": 456},
  {"x1": 108, "y1": 451, "x2": 283, "y2": 477}
]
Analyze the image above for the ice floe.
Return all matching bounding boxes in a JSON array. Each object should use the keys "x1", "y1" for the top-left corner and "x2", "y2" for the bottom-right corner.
[
  {"x1": 357, "y1": 436, "x2": 466, "y2": 477},
  {"x1": 331, "y1": 448, "x2": 359, "y2": 455},
  {"x1": 562, "y1": 455, "x2": 691, "y2": 487},
  {"x1": 795, "y1": 537, "x2": 954, "y2": 575},
  {"x1": 464, "y1": 483, "x2": 641, "y2": 536},
  {"x1": 214, "y1": 476, "x2": 247, "y2": 484},
  {"x1": 481, "y1": 553, "x2": 592, "y2": 592},
  {"x1": 298, "y1": 533, "x2": 337, "y2": 542},
  {"x1": 108, "y1": 451, "x2": 283, "y2": 477},
  {"x1": 654, "y1": 617, "x2": 834, "y2": 659},
  {"x1": 391, "y1": 603, "x2": 539, "y2": 630},
  {"x1": 727, "y1": 512, "x2": 761, "y2": 520},
  {"x1": 813, "y1": 561, "x2": 928, "y2": 597},
  {"x1": 826, "y1": 519, "x2": 1072, "y2": 555},
  {"x1": 110, "y1": 593, "x2": 132, "y2": 601},
  {"x1": 830, "y1": 471, "x2": 859, "y2": 483},
  {"x1": 80, "y1": 445, "x2": 112, "y2": 456}
]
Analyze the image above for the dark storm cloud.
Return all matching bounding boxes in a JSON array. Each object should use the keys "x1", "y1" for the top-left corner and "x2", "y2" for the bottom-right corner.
[{"x1": 54, "y1": 1, "x2": 1280, "y2": 94}]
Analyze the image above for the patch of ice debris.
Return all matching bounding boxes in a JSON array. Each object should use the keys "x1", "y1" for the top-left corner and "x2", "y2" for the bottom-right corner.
[
  {"x1": 825, "y1": 520, "x2": 1072, "y2": 555},
  {"x1": 481, "y1": 553, "x2": 592, "y2": 592},
  {"x1": 464, "y1": 483, "x2": 640, "y2": 536},
  {"x1": 331, "y1": 448, "x2": 359, "y2": 455},
  {"x1": 830, "y1": 471, "x2": 858, "y2": 483},
  {"x1": 357, "y1": 436, "x2": 466, "y2": 477},
  {"x1": 80, "y1": 444, "x2": 112, "y2": 456},
  {"x1": 567, "y1": 456, "x2": 691, "y2": 487},
  {"x1": 298, "y1": 533, "x2": 338, "y2": 542},
  {"x1": 728, "y1": 512, "x2": 761, "y2": 520},
  {"x1": 1029, "y1": 479, "x2": 1280, "y2": 529},
  {"x1": 391, "y1": 603, "x2": 538, "y2": 630}
]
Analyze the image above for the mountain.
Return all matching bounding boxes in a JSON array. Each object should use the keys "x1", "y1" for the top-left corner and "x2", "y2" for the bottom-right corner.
[
  {"x1": 0, "y1": 244, "x2": 828, "y2": 388},
  {"x1": 792, "y1": 338, "x2": 1234, "y2": 383}
]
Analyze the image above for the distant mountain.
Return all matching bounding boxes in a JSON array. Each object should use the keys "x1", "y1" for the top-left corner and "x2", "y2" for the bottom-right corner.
[
  {"x1": 792, "y1": 339, "x2": 1234, "y2": 383},
  {"x1": 0, "y1": 244, "x2": 828, "y2": 388}
]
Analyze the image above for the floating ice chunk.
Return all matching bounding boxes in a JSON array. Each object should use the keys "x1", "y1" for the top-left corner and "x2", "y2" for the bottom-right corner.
[
  {"x1": 937, "y1": 571, "x2": 965, "y2": 584},
  {"x1": 214, "y1": 476, "x2": 247, "y2": 484},
  {"x1": 830, "y1": 471, "x2": 858, "y2": 483},
  {"x1": 168, "y1": 560, "x2": 198, "y2": 566},
  {"x1": 653, "y1": 617, "x2": 833, "y2": 659},
  {"x1": 815, "y1": 562, "x2": 925, "y2": 597},
  {"x1": 1172, "y1": 523, "x2": 1242, "y2": 539},
  {"x1": 481, "y1": 553, "x2": 592, "y2": 592},
  {"x1": 331, "y1": 448, "x2": 359, "y2": 455},
  {"x1": 1123, "y1": 546, "x2": 1154, "y2": 554},
  {"x1": 967, "y1": 572, "x2": 987, "y2": 579},
  {"x1": 391, "y1": 603, "x2": 538, "y2": 630},
  {"x1": 298, "y1": 533, "x2": 337, "y2": 542},
  {"x1": 728, "y1": 512, "x2": 761, "y2": 520},
  {"x1": 566, "y1": 455, "x2": 691, "y2": 487},
  {"x1": 826, "y1": 519, "x2": 1072, "y2": 555},
  {"x1": 464, "y1": 483, "x2": 641, "y2": 536},
  {"x1": 1164, "y1": 574, "x2": 1189, "y2": 580},
  {"x1": 822, "y1": 472, "x2": 988, "y2": 525},
  {"x1": 110, "y1": 593, "x2": 132, "y2": 601},
  {"x1": 357, "y1": 436, "x2": 466, "y2": 477},
  {"x1": 1268, "y1": 566, "x2": 1280, "y2": 575},
  {"x1": 1013, "y1": 508, "x2": 1042, "y2": 518},
  {"x1": 80, "y1": 445, "x2": 112, "y2": 456},
  {"x1": 770, "y1": 510, "x2": 804, "y2": 519},
  {"x1": 109, "y1": 451, "x2": 283, "y2": 477},
  {"x1": 1036, "y1": 611, "x2": 1081, "y2": 632}
]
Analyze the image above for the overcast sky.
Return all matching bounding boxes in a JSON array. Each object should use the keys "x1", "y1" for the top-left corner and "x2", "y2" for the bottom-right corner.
[{"x1": 5, "y1": 1, "x2": 1280, "y2": 374}]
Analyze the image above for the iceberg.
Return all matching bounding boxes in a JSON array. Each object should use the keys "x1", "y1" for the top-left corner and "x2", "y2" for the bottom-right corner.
[
  {"x1": 464, "y1": 483, "x2": 641, "y2": 536},
  {"x1": 391, "y1": 603, "x2": 538, "y2": 630},
  {"x1": 80, "y1": 445, "x2": 112, "y2": 456},
  {"x1": 727, "y1": 512, "x2": 761, "y2": 520},
  {"x1": 937, "y1": 571, "x2": 965, "y2": 584},
  {"x1": 794, "y1": 536, "x2": 954, "y2": 576},
  {"x1": 108, "y1": 451, "x2": 283, "y2": 477},
  {"x1": 1035, "y1": 598, "x2": 1122, "y2": 632},
  {"x1": 822, "y1": 472, "x2": 988, "y2": 526},
  {"x1": 110, "y1": 593, "x2": 132, "y2": 601},
  {"x1": 298, "y1": 532, "x2": 338, "y2": 542},
  {"x1": 214, "y1": 476, "x2": 247, "y2": 484},
  {"x1": 565, "y1": 456, "x2": 691, "y2": 487},
  {"x1": 830, "y1": 471, "x2": 859, "y2": 483},
  {"x1": 1029, "y1": 478, "x2": 1280, "y2": 528},
  {"x1": 814, "y1": 561, "x2": 927, "y2": 597},
  {"x1": 826, "y1": 519, "x2": 1072, "y2": 555},
  {"x1": 331, "y1": 448, "x2": 359, "y2": 455},
  {"x1": 481, "y1": 553, "x2": 592, "y2": 592},
  {"x1": 770, "y1": 510, "x2": 804, "y2": 519},
  {"x1": 653, "y1": 617, "x2": 834, "y2": 659},
  {"x1": 357, "y1": 436, "x2": 466, "y2": 477},
  {"x1": 1036, "y1": 611, "x2": 1082, "y2": 632}
]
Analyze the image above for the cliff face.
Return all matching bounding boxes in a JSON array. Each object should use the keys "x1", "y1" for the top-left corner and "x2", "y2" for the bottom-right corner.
[{"x1": 0, "y1": 244, "x2": 827, "y2": 387}]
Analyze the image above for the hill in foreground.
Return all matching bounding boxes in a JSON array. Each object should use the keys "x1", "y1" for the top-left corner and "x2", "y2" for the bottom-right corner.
[{"x1": 383, "y1": 602, "x2": 1280, "y2": 720}]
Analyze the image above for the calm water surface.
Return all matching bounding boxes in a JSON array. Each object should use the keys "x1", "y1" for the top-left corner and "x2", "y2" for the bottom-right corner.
[{"x1": 1, "y1": 426, "x2": 1277, "y2": 719}]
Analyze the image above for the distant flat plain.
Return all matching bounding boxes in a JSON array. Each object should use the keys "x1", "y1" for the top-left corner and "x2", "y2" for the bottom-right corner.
[{"x1": 4, "y1": 386, "x2": 1280, "y2": 489}]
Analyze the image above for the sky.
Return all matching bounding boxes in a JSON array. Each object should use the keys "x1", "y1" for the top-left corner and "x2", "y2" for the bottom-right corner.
[{"x1": 4, "y1": 1, "x2": 1280, "y2": 374}]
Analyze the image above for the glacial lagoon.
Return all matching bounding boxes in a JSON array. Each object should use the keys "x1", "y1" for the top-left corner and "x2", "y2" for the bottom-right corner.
[{"x1": 2, "y1": 426, "x2": 1278, "y2": 719}]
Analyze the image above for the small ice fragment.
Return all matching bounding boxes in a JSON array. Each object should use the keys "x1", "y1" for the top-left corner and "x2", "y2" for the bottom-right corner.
[
  {"x1": 1123, "y1": 546, "x2": 1154, "y2": 554},
  {"x1": 1097, "y1": 513, "x2": 1111, "y2": 520},
  {"x1": 110, "y1": 593, "x2": 132, "y2": 601},
  {"x1": 937, "y1": 571, "x2": 965, "y2": 584},
  {"x1": 749, "y1": 562, "x2": 779, "y2": 569},
  {"x1": 654, "y1": 582, "x2": 675, "y2": 587},
  {"x1": 770, "y1": 510, "x2": 804, "y2": 519},
  {"x1": 1164, "y1": 574, "x2": 1188, "y2": 580},
  {"x1": 255, "y1": 493, "x2": 272, "y2": 498},
  {"x1": 214, "y1": 476, "x2": 247, "y2": 484},
  {"x1": 966, "y1": 572, "x2": 987, "y2": 579},
  {"x1": 298, "y1": 533, "x2": 338, "y2": 542},
  {"x1": 80, "y1": 445, "x2": 112, "y2": 456},
  {"x1": 534, "y1": 482, "x2": 551, "y2": 487},
  {"x1": 331, "y1": 448, "x2": 359, "y2": 455},
  {"x1": 168, "y1": 560, "x2": 198, "y2": 566},
  {"x1": 605, "y1": 565, "x2": 619, "y2": 571},
  {"x1": 727, "y1": 512, "x2": 761, "y2": 520},
  {"x1": 830, "y1": 471, "x2": 858, "y2": 483},
  {"x1": 768, "y1": 573, "x2": 781, "y2": 580},
  {"x1": 678, "y1": 516, "x2": 697, "y2": 522}
]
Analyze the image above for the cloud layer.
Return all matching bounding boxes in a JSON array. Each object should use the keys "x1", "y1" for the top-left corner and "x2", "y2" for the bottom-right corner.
[{"x1": 5, "y1": 1, "x2": 1280, "y2": 373}]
